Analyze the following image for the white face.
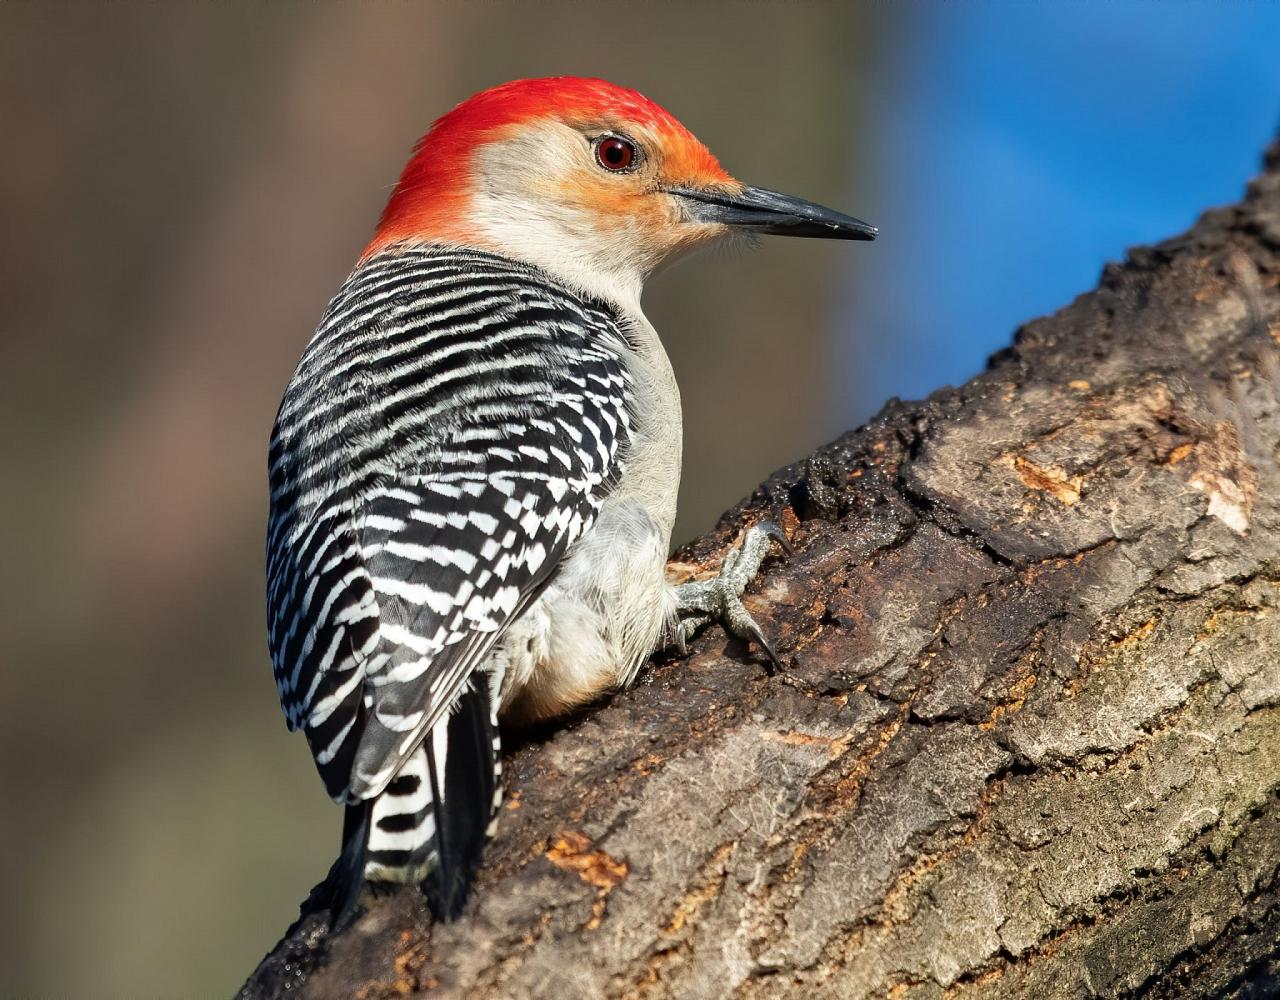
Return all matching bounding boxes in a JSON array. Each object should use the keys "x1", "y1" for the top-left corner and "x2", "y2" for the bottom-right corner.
[{"x1": 464, "y1": 118, "x2": 729, "y2": 311}]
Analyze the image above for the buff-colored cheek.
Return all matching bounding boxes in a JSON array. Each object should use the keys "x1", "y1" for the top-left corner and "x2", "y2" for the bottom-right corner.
[
  {"x1": 566, "y1": 174, "x2": 646, "y2": 217},
  {"x1": 634, "y1": 201, "x2": 685, "y2": 253}
]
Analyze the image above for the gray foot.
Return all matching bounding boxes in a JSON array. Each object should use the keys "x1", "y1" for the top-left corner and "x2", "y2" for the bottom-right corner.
[{"x1": 670, "y1": 521, "x2": 790, "y2": 667}]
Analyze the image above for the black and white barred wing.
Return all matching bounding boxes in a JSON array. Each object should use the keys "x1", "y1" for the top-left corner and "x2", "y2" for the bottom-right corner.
[{"x1": 267, "y1": 248, "x2": 634, "y2": 805}]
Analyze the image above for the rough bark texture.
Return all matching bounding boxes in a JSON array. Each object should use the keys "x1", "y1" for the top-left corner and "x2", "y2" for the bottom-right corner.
[{"x1": 240, "y1": 142, "x2": 1280, "y2": 1000}]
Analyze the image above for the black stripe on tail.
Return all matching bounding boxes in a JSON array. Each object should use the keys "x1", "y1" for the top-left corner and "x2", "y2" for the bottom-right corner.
[
  {"x1": 329, "y1": 674, "x2": 503, "y2": 924},
  {"x1": 422, "y1": 672, "x2": 501, "y2": 918}
]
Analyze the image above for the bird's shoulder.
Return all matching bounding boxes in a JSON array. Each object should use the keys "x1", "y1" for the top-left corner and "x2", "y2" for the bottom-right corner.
[{"x1": 268, "y1": 245, "x2": 636, "y2": 515}]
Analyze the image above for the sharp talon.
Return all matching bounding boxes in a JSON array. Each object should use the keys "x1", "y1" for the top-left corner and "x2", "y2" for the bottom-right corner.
[
  {"x1": 757, "y1": 519, "x2": 793, "y2": 556},
  {"x1": 744, "y1": 618, "x2": 783, "y2": 670}
]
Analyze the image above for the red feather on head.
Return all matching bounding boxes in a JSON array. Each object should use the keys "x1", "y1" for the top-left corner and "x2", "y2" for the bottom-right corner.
[{"x1": 364, "y1": 77, "x2": 728, "y2": 260}]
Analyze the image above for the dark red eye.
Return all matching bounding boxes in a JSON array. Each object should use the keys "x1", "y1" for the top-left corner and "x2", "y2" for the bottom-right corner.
[{"x1": 594, "y1": 136, "x2": 636, "y2": 172}]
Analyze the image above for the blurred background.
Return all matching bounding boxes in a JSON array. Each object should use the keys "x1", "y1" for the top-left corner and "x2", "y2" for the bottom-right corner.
[{"x1": 2, "y1": 3, "x2": 1278, "y2": 995}]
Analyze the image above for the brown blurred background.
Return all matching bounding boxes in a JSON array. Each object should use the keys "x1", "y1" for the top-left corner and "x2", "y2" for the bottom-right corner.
[{"x1": 0, "y1": 3, "x2": 881, "y2": 994}]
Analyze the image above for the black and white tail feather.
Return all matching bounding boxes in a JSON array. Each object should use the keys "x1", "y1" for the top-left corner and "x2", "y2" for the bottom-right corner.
[
  {"x1": 332, "y1": 673, "x2": 504, "y2": 921},
  {"x1": 266, "y1": 246, "x2": 633, "y2": 921}
]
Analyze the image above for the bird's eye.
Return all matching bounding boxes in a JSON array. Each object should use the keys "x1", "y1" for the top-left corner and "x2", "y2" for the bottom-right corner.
[{"x1": 594, "y1": 136, "x2": 637, "y2": 172}]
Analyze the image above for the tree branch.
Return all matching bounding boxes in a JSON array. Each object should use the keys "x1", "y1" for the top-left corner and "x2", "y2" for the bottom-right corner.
[{"x1": 240, "y1": 137, "x2": 1280, "y2": 1000}]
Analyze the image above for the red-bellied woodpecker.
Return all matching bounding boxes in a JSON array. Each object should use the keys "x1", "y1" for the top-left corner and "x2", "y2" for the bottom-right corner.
[{"x1": 267, "y1": 76, "x2": 875, "y2": 922}]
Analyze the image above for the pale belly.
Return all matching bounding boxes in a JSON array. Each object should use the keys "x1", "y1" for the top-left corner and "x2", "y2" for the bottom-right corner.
[{"x1": 487, "y1": 498, "x2": 676, "y2": 724}]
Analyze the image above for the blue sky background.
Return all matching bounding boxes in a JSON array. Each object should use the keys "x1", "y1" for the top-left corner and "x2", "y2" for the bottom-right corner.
[{"x1": 839, "y1": 3, "x2": 1280, "y2": 427}]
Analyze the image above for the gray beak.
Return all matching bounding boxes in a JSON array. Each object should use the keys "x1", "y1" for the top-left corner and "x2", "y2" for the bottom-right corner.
[{"x1": 671, "y1": 184, "x2": 877, "y2": 241}]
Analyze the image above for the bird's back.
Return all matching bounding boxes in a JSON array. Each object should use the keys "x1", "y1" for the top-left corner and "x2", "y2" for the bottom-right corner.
[{"x1": 266, "y1": 245, "x2": 638, "y2": 916}]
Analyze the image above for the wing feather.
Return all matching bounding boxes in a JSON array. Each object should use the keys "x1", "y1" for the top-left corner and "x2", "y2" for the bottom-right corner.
[{"x1": 267, "y1": 247, "x2": 633, "y2": 802}]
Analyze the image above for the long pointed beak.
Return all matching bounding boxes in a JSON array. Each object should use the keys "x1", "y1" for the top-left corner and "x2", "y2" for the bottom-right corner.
[{"x1": 671, "y1": 184, "x2": 877, "y2": 241}]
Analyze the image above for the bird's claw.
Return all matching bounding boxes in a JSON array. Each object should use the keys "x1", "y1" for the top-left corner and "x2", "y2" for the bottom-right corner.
[
  {"x1": 756, "y1": 519, "x2": 793, "y2": 556},
  {"x1": 673, "y1": 620, "x2": 689, "y2": 657},
  {"x1": 669, "y1": 521, "x2": 789, "y2": 668}
]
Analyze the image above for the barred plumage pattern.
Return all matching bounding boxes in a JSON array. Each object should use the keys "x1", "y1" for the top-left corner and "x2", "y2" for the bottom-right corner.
[{"x1": 265, "y1": 246, "x2": 635, "y2": 910}]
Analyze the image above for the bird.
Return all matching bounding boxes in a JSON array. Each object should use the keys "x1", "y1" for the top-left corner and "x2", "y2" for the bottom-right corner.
[{"x1": 266, "y1": 76, "x2": 875, "y2": 924}]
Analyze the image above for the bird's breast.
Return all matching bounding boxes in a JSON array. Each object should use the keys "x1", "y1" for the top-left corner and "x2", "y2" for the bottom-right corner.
[
  {"x1": 493, "y1": 497, "x2": 674, "y2": 724},
  {"x1": 607, "y1": 311, "x2": 683, "y2": 537}
]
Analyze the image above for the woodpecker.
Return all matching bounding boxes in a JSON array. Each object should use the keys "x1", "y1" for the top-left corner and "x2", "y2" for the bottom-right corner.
[{"x1": 267, "y1": 76, "x2": 875, "y2": 922}]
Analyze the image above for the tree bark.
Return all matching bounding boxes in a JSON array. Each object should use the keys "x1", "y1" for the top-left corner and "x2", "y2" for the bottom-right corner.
[{"x1": 240, "y1": 140, "x2": 1280, "y2": 1000}]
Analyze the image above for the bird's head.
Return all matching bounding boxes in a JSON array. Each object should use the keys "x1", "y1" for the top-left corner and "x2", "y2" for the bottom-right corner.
[{"x1": 365, "y1": 77, "x2": 875, "y2": 308}]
